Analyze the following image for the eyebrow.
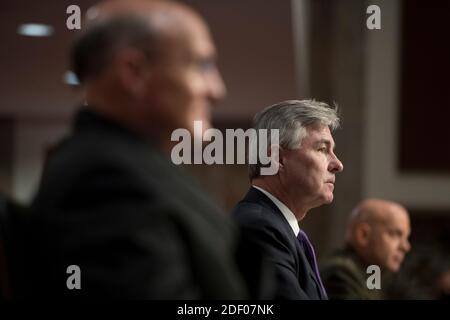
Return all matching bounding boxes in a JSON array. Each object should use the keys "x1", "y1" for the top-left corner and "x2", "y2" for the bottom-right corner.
[
  {"x1": 315, "y1": 139, "x2": 336, "y2": 149},
  {"x1": 195, "y1": 55, "x2": 217, "y2": 67},
  {"x1": 390, "y1": 228, "x2": 409, "y2": 237}
]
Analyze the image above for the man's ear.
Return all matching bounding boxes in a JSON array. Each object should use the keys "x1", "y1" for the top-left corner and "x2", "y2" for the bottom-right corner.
[
  {"x1": 114, "y1": 48, "x2": 150, "y2": 98},
  {"x1": 277, "y1": 146, "x2": 287, "y2": 171},
  {"x1": 355, "y1": 222, "x2": 371, "y2": 247}
]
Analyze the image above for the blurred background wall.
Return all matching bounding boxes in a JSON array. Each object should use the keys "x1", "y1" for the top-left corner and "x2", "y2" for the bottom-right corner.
[{"x1": 0, "y1": 0, "x2": 449, "y2": 271}]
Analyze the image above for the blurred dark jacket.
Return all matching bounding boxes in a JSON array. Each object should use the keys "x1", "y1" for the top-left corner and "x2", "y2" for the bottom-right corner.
[
  {"x1": 0, "y1": 194, "x2": 29, "y2": 300},
  {"x1": 29, "y1": 108, "x2": 250, "y2": 299}
]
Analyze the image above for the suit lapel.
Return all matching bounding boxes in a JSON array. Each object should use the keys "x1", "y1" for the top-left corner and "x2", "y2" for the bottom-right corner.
[{"x1": 243, "y1": 187, "x2": 325, "y2": 299}]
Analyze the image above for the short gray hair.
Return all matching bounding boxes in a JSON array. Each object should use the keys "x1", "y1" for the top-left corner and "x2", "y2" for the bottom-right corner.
[{"x1": 249, "y1": 99, "x2": 340, "y2": 180}]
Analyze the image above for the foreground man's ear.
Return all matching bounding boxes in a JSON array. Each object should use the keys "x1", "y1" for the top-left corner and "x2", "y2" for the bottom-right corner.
[{"x1": 115, "y1": 48, "x2": 152, "y2": 98}]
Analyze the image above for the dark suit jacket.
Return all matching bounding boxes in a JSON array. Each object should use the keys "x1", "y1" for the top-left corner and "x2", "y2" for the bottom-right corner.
[
  {"x1": 28, "y1": 109, "x2": 248, "y2": 299},
  {"x1": 0, "y1": 195, "x2": 29, "y2": 299},
  {"x1": 232, "y1": 187, "x2": 327, "y2": 300}
]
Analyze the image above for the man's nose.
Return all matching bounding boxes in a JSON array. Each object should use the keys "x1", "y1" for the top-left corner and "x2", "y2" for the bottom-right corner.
[
  {"x1": 207, "y1": 67, "x2": 226, "y2": 104},
  {"x1": 400, "y1": 238, "x2": 411, "y2": 253},
  {"x1": 329, "y1": 153, "x2": 344, "y2": 173}
]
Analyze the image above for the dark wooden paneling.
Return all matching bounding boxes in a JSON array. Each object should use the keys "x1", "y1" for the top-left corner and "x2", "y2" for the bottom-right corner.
[
  {"x1": 399, "y1": 1, "x2": 450, "y2": 173},
  {"x1": 409, "y1": 210, "x2": 450, "y2": 246}
]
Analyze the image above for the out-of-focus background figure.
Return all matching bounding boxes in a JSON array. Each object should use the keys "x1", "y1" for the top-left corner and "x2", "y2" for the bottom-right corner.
[{"x1": 320, "y1": 199, "x2": 411, "y2": 299}]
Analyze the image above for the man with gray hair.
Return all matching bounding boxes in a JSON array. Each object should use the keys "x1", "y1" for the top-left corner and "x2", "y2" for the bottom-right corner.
[{"x1": 232, "y1": 99, "x2": 344, "y2": 299}]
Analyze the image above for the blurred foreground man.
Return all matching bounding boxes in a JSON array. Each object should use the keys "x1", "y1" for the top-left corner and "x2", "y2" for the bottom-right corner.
[
  {"x1": 29, "y1": 0, "x2": 249, "y2": 299},
  {"x1": 232, "y1": 100, "x2": 344, "y2": 299},
  {"x1": 321, "y1": 199, "x2": 411, "y2": 299}
]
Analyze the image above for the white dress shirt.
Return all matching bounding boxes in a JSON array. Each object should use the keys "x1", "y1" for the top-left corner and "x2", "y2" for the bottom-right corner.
[{"x1": 252, "y1": 185, "x2": 300, "y2": 237}]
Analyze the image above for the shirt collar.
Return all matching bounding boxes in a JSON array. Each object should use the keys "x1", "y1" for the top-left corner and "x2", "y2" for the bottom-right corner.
[{"x1": 252, "y1": 185, "x2": 300, "y2": 236}]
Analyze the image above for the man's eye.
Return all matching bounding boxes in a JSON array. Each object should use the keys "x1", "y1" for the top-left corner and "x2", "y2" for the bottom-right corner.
[
  {"x1": 318, "y1": 147, "x2": 327, "y2": 152},
  {"x1": 198, "y1": 60, "x2": 214, "y2": 71},
  {"x1": 388, "y1": 230, "x2": 402, "y2": 238}
]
